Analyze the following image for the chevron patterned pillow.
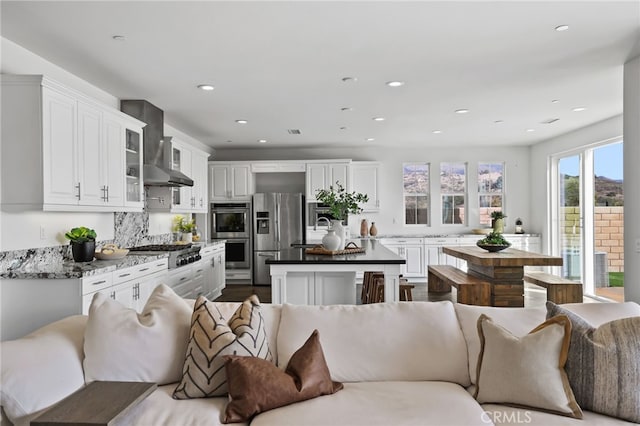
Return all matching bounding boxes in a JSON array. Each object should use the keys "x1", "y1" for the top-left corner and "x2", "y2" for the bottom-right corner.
[{"x1": 173, "y1": 295, "x2": 272, "y2": 399}]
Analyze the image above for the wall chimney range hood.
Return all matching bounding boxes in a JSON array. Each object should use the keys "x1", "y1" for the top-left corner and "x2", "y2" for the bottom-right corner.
[{"x1": 120, "y1": 100, "x2": 194, "y2": 187}]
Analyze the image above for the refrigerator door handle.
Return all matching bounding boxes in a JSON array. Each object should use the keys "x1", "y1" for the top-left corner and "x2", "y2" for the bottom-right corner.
[
  {"x1": 275, "y1": 202, "x2": 281, "y2": 249},
  {"x1": 258, "y1": 253, "x2": 276, "y2": 257}
]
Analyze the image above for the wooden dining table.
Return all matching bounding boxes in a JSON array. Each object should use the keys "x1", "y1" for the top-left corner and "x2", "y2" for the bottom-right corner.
[{"x1": 442, "y1": 246, "x2": 563, "y2": 307}]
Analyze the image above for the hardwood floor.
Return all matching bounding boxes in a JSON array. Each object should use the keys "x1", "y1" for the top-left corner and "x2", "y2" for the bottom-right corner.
[{"x1": 214, "y1": 281, "x2": 579, "y2": 307}]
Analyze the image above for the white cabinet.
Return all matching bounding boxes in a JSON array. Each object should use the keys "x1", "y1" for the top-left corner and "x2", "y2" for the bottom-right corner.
[
  {"x1": 351, "y1": 162, "x2": 381, "y2": 212},
  {"x1": 380, "y1": 238, "x2": 425, "y2": 278},
  {"x1": 202, "y1": 244, "x2": 226, "y2": 300},
  {"x1": 281, "y1": 272, "x2": 356, "y2": 305},
  {"x1": 424, "y1": 238, "x2": 464, "y2": 271},
  {"x1": 190, "y1": 151, "x2": 210, "y2": 212},
  {"x1": 305, "y1": 162, "x2": 350, "y2": 202},
  {"x1": 209, "y1": 164, "x2": 253, "y2": 200},
  {"x1": 1, "y1": 75, "x2": 146, "y2": 212}
]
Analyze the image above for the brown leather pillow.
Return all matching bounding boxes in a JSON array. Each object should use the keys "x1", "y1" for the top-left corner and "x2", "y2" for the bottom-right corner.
[{"x1": 222, "y1": 329, "x2": 343, "y2": 423}]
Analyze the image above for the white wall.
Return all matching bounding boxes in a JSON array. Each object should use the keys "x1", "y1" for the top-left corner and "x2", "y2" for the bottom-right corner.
[
  {"x1": 0, "y1": 37, "x2": 208, "y2": 250},
  {"x1": 624, "y1": 56, "x2": 640, "y2": 303},
  {"x1": 529, "y1": 115, "x2": 623, "y2": 255},
  {"x1": 214, "y1": 145, "x2": 531, "y2": 237}
]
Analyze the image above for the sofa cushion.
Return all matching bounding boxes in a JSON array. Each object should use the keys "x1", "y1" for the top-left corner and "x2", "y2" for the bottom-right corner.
[
  {"x1": 277, "y1": 301, "x2": 470, "y2": 385},
  {"x1": 474, "y1": 314, "x2": 582, "y2": 419},
  {"x1": 173, "y1": 295, "x2": 272, "y2": 399},
  {"x1": 251, "y1": 381, "x2": 488, "y2": 426},
  {"x1": 124, "y1": 385, "x2": 244, "y2": 426},
  {"x1": 554, "y1": 301, "x2": 640, "y2": 327},
  {"x1": 548, "y1": 302, "x2": 640, "y2": 423},
  {"x1": 0, "y1": 315, "x2": 87, "y2": 426},
  {"x1": 223, "y1": 330, "x2": 343, "y2": 423},
  {"x1": 482, "y1": 404, "x2": 637, "y2": 425},
  {"x1": 83, "y1": 284, "x2": 193, "y2": 385}
]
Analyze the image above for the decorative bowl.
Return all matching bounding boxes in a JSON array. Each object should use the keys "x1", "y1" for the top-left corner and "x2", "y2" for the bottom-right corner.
[
  {"x1": 476, "y1": 242, "x2": 511, "y2": 252},
  {"x1": 471, "y1": 228, "x2": 492, "y2": 235},
  {"x1": 94, "y1": 249, "x2": 129, "y2": 260}
]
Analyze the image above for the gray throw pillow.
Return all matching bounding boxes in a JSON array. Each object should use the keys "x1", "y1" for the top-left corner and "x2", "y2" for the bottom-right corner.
[{"x1": 547, "y1": 301, "x2": 640, "y2": 423}]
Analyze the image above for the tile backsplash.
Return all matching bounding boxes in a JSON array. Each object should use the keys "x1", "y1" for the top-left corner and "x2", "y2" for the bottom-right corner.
[{"x1": 0, "y1": 212, "x2": 172, "y2": 272}]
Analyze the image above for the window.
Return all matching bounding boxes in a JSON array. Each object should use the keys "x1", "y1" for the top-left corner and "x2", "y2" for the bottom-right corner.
[
  {"x1": 478, "y1": 162, "x2": 504, "y2": 225},
  {"x1": 403, "y1": 163, "x2": 429, "y2": 225},
  {"x1": 441, "y1": 163, "x2": 466, "y2": 224}
]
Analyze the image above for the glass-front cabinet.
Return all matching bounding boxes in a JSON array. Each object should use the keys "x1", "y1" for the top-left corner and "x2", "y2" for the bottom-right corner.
[{"x1": 125, "y1": 127, "x2": 144, "y2": 207}]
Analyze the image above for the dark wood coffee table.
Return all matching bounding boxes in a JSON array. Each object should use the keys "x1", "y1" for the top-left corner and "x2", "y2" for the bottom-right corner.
[{"x1": 31, "y1": 381, "x2": 156, "y2": 426}]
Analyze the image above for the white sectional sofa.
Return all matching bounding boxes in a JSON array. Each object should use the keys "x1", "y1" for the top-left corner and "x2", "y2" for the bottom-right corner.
[{"x1": 2, "y1": 299, "x2": 640, "y2": 426}]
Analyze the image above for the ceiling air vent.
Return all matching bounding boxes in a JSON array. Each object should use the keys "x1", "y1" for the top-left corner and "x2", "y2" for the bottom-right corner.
[
  {"x1": 541, "y1": 118, "x2": 560, "y2": 124},
  {"x1": 287, "y1": 129, "x2": 302, "y2": 135}
]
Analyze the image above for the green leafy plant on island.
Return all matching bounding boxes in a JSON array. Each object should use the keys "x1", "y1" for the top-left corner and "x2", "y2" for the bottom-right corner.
[
  {"x1": 478, "y1": 231, "x2": 510, "y2": 246},
  {"x1": 490, "y1": 211, "x2": 506, "y2": 220},
  {"x1": 64, "y1": 226, "x2": 97, "y2": 243},
  {"x1": 315, "y1": 182, "x2": 369, "y2": 221}
]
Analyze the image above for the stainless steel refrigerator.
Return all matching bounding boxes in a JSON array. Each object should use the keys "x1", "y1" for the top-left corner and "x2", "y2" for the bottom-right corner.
[{"x1": 253, "y1": 193, "x2": 305, "y2": 285}]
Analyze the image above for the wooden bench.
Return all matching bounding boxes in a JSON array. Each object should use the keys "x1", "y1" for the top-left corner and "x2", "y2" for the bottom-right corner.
[
  {"x1": 427, "y1": 265, "x2": 491, "y2": 306},
  {"x1": 523, "y1": 271, "x2": 583, "y2": 304}
]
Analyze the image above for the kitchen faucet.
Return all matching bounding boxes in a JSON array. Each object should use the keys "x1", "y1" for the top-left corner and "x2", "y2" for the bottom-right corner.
[{"x1": 314, "y1": 217, "x2": 331, "y2": 231}]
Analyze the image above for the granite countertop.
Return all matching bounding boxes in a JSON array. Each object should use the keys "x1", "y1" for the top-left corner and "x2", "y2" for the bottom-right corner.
[
  {"x1": 1, "y1": 253, "x2": 169, "y2": 280},
  {"x1": 268, "y1": 239, "x2": 405, "y2": 265}
]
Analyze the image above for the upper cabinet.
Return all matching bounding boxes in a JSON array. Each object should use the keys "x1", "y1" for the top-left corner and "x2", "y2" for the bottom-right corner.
[
  {"x1": 190, "y1": 151, "x2": 209, "y2": 212},
  {"x1": 209, "y1": 163, "x2": 253, "y2": 201},
  {"x1": 305, "y1": 161, "x2": 350, "y2": 202},
  {"x1": 351, "y1": 161, "x2": 381, "y2": 212},
  {"x1": 1, "y1": 75, "x2": 146, "y2": 212}
]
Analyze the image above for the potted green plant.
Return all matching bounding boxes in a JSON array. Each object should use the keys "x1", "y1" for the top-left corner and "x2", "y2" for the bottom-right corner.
[
  {"x1": 64, "y1": 226, "x2": 97, "y2": 262},
  {"x1": 173, "y1": 215, "x2": 196, "y2": 243},
  {"x1": 490, "y1": 211, "x2": 506, "y2": 233},
  {"x1": 315, "y1": 182, "x2": 369, "y2": 248}
]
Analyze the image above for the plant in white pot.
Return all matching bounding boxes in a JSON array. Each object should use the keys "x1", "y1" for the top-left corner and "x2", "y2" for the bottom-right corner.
[
  {"x1": 315, "y1": 182, "x2": 369, "y2": 249},
  {"x1": 173, "y1": 215, "x2": 196, "y2": 243},
  {"x1": 64, "y1": 226, "x2": 97, "y2": 262}
]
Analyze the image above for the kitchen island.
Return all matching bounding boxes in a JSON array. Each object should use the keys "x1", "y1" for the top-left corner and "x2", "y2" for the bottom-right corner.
[{"x1": 266, "y1": 239, "x2": 405, "y2": 305}]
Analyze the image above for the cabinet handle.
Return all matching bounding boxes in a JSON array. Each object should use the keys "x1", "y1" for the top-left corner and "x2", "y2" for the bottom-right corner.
[
  {"x1": 106, "y1": 185, "x2": 109, "y2": 202},
  {"x1": 200, "y1": 198, "x2": 203, "y2": 207},
  {"x1": 76, "y1": 182, "x2": 81, "y2": 200},
  {"x1": 91, "y1": 280, "x2": 107, "y2": 286},
  {"x1": 156, "y1": 262, "x2": 165, "y2": 267},
  {"x1": 211, "y1": 258, "x2": 216, "y2": 267},
  {"x1": 118, "y1": 273, "x2": 131, "y2": 278},
  {"x1": 110, "y1": 291, "x2": 116, "y2": 300},
  {"x1": 179, "y1": 277, "x2": 188, "y2": 281},
  {"x1": 195, "y1": 269, "x2": 203, "y2": 273},
  {"x1": 139, "y1": 268, "x2": 149, "y2": 272}
]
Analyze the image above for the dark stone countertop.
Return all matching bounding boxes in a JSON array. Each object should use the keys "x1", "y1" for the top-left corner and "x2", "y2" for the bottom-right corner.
[{"x1": 268, "y1": 239, "x2": 405, "y2": 265}]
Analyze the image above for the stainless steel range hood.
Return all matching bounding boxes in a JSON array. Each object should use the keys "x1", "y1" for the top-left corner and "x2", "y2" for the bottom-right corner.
[{"x1": 120, "y1": 100, "x2": 194, "y2": 187}]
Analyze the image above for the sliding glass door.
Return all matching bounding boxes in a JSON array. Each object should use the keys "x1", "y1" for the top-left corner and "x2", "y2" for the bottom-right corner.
[{"x1": 558, "y1": 155, "x2": 585, "y2": 286}]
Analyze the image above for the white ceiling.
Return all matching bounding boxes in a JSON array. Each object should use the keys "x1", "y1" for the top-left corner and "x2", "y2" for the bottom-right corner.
[{"x1": 2, "y1": 1, "x2": 639, "y2": 150}]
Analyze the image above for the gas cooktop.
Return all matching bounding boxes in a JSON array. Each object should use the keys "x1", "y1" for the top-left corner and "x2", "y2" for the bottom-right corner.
[{"x1": 129, "y1": 243, "x2": 201, "y2": 269}]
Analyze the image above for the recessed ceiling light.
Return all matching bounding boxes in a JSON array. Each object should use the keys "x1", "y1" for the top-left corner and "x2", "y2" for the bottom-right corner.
[
  {"x1": 197, "y1": 84, "x2": 214, "y2": 91},
  {"x1": 494, "y1": 120, "x2": 504, "y2": 124},
  {"x1": 386, "y1": 81, "x2": 405, "y2": 87},
  {"x1": 112, "y1": 35, "x2": 126, "y2": 41},
  {"x1": 432, "y1": 130, "x2": 442, "y2": 134},
  {"x1": 339, "y1": 126, "x2": 348, "y2": 130},
  {"x1": 455, "y1": 109, "x2": 469, "y2": 114},
  {"x1": 340, "y1": 107, "x2": 353, "y2": 112},
  {"x1": 341, "y1": 77, "x2": 358, "y2": 83},
  {"x1": 555, "y1": 25, "x2": 569, "y2": 32},
  {"x1": 235, "y1": 119, "x2": 248, "y2": 124},
  {"x1": 572, "y1": 107, "x2": 586, "y2": 112},
  {"x1": 258, "y1": 139, "x2": 267, "y2": 144},
  {"x1": 226, "y1": 140, "x2": 233, "y2": 143},
  {"x1": 551, "y1": 99, "x2": 560, "y2": 104},
  {"x1": 366, "y1": 138, "x2": 375, "y2": 142},
  {"x1": 372, "y1": 117, "x2": 386, "y2": 122},
  {"x1": 526, "y1": 129, "x2": 535, "y2": 132}
]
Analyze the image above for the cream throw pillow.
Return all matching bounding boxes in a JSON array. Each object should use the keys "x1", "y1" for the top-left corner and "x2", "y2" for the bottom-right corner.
[
  {"x1": 83, "y1": 284, "x2": 193, "y2": 385},
  {"x1": 173, "y1": 294, "x2": 272, "y2": 399},
  {"x1": 474, "y1": 314, "x2": 582, "y2": 419}
]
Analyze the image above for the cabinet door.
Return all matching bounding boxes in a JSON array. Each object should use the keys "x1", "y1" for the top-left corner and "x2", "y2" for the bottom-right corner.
[
  {"x1": 103, "y1": 113, "x2": 125, "y2": 207},
  {"x1": 180, "y1": 146, "x2": 193, "y2": 209},
  {"x1": 42, "y1": 88, "x2": 79, "y2": 205},
  {"x1": 191, "y1": 153, "x2": 209, "y2": 212},
  {"x1": 329, "y1": 163, "x2": 349, "y2": 190},
  {"x1": 351, "y1": 163, "x2": 380, "y2": 211},
  {"x1": 111, "y1": 282, "x2": 134, "y2": 309},
  {"x1": 306, "y1": 164, "x2": 328, "y2": 201},
  {"x1": 231, "y1": 165, "x2": 251, "y2": 199},
  {"x1": 77, "y1": 102, "x2": 104, "y2": 205},
  {"x1": 124, "y1": 127, "x2": 144, "y2": 206},
  {"x1": 404, "y1": 245, "x2": 424, "y2": 277},
  {"x1": 215, "y1": 249, "x2": 226, "y2": 296},
  {"x1": 209, "y1": 165, "x2": 229, "y2": 199}
]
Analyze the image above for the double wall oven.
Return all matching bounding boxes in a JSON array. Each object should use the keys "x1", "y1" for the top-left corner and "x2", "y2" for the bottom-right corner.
[{"x1": 210, "y1": 202, "x2": 251, "y2": 280}]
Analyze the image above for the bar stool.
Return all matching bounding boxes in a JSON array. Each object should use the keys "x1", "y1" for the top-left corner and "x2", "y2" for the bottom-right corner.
[{"x1": 363, "y1": 272, "x2": 414, "y2": 303}]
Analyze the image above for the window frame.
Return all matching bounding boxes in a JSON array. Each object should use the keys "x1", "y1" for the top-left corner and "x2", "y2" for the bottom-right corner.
[
  {"x1": 477, "y1": 162, "x2": 506, "y2": 226},
  {"x1": 402, "y1": 162, "x2": 430, "y2": 226},
  {"x1": 440, "y1": 162, "x2": 467, "y2": 226}
]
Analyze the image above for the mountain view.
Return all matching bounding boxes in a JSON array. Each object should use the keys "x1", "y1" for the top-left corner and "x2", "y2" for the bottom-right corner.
[{"x1": 562, "y1": 174, "x2": 624, "y2": 206}]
